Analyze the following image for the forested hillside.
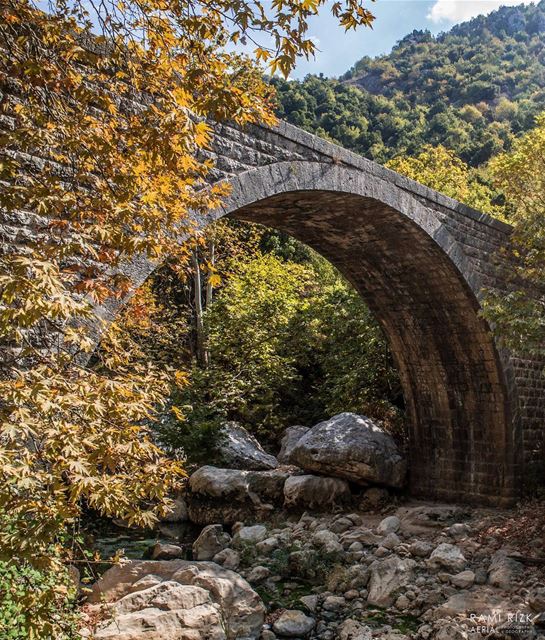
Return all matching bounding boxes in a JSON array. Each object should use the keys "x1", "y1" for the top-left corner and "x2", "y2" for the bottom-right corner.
[{"x1": 274, "y1": 1, "x2": 545, "y2": 165}]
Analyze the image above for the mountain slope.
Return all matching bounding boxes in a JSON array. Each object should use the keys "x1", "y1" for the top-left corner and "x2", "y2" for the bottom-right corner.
[{"x1": 273, "y1": 1, "x2": 545, "y2": 165}]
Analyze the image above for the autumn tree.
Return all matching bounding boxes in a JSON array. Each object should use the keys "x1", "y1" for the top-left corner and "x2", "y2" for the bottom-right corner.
[{"x1": 0, "y1": 0, "x2": 374, "y2": 636}]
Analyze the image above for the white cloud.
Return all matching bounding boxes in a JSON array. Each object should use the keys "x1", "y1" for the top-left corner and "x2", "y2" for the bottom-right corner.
[{"x1": 427, "y1": 0, "x2": 534, "y2": 24}]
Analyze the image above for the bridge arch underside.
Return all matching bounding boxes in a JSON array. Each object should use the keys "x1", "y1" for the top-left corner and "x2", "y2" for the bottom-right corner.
[{"x1": 225, "y1": 185, "x2": 516, "y2": 505}]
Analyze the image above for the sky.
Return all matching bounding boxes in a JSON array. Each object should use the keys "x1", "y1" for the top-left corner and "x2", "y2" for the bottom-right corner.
[{"x1": 290, "y1": 0, "x2": 535, "y2": 79}]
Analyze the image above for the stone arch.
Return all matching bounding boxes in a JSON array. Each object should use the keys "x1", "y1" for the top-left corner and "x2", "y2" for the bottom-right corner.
[{"x1": 94, "y1": 159, "x2": 519, "y2": 504}]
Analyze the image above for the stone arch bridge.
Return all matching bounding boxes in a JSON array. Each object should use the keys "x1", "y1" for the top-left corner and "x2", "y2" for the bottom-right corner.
[{"x1": 7, "y1": 118, "x2": 545, "y2": 505}]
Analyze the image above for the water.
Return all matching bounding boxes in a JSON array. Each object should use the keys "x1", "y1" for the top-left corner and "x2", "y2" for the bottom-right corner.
[{"x1": 87, "y1": 518, "x2": 201, "y2": 563}]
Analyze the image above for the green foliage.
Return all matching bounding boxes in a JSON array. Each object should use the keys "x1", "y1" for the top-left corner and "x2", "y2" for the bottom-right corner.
[
  {"x1": 305, "y1": 273, "x2": 405, "y2": 442},
  {"x1": 155, "y1": 399, "x2": 226, "y2": 467},
  {"x1": 186, "y1": 254, "x2": 320, "y2": 441},
  {"x1": 483, "y1": 112, "x2": 545, "y2": 356},
  {"x1": 167, "y1": 251, "x2": 402, "y2": 448},
  {"x1": 0, "y1": 510, "x2": 79, "y2": 640},
  {"x1": 0, "y1": 562, "x2": 75, "y2": 639},
  {"x1": 386, "y1": 145, "x2": 505, "y2": 219},
  {"x1": 274, "y1": 2, "x2": 545, "y2": 165}
]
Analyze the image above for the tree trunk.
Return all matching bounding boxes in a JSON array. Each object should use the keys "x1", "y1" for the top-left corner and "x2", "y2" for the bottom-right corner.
[
  {"x1": 206, "y1": 239, "x2": 215, "y2": 308},
  {"x1": 191, "y1": 248, "x2": 208, "y2": 366}
]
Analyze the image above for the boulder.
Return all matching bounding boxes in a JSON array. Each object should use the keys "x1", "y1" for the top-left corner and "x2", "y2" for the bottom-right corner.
[
  {"x1": 273, "y1": 610, "x2": 315, "y2": 637},
  {"x1": 193, "y1": 525, "x2": 231, "y2": 561},
  {"x1": 435, "y1": 588, "x2": 515, "y2": 619},
  {"x1": 330, "y1": 564, "x2": 370, "y2": 591},
  {"x1": 89, "y1": 560, "x2": 265, "y2": 640},
  {"x1": 219, "y1": 422, "x2": 278, "y2": 471},
  {"x1": 289, "y1": 413, "x2": 406, "y2": 487},
  {"x1": 187, "y1": 466, "x2": 293, "y2": 525},
  {"x1": 300, "y1": 594, "x2": 319, "y2": 612},
  {"x1": 278, "y1": 425, "x2": 310, "y2": 464},
  {"x1": 312, "y1": 529, "x2": 343, "y2": 553},
  {"x1": 256, "y1": 536, "x2": 279, "y2": 555},
  {"x1": 427, "y1": 543, "x2": 467, "y2": 573},
  {"x1": 529, "y1": 587, "x2": 545, "y2": 613},
  {"x1": 341, "y1": 527, "x2": 381, "y2": 547},
  {"x1": 381, "y1": 532, "x2": 401, "y2": 550},
  {"x1": 360, "y1": 487, "x2": 390, "y2": 511},
  {"x1": 93, "y1": 581, "x2": 225, "y2": 640},
  {"x1": 451, "y1": 569, "x2": 475, "y2": 589},
  {"x1": 408, "y1": 540, "x2": 433, "y2": 558},
  {"x1": 367, "y1": 556, "x2": 416, "y2": 607},
  {"x1": 246, "y1": 565, "x2": 270, "y2": 584},
  {"x1": 283, "y1": 474, "x2": 351, "y2": 510}
]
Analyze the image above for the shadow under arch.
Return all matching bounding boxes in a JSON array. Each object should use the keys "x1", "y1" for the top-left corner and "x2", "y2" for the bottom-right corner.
[{"x1": 94, "y1": 159, "x2": 519, "y2": 505}]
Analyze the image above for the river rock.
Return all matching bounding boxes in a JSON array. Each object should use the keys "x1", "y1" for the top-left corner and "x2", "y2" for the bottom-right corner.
[
  {"x1": 232, "y1": 525, "x2": 268, "y2": 546},
  {"x1": 427, "y1": 543, "x2": 467, "y2": 572},
  {"x1": 273, "y1": 609, "x2": 315, "y2": 637},
  {"x1": 451, "y1": 570, "x2": 475, "y2": 589},
  {"x1": 278, "y1": 425, "x2": 310, "y2": 464},
  {"x1": 219, "y1": 422, "x2": 278, "y2": 470},
  {"x1": 289, "y1": 413, "x2": 406, "y2": 487},
  {"x1": 89, "y1": 559, "x2": 265, "y2": 640},
  {"x1": 284, "y1": 474, "x2": 351, "y2": 510},
  {"x1": 150, "y1": 542, "x2": 185, "y2": 560},
  {"x1": 367, "y1": 556, "x2": 416, "y2": 607},
  {"x1": 338, "y1": 619, "x2": 373, "y2": 640},
  {"x1": 193, "y1": 524, "x2": 231, "y2": 561},
  {"x1": 377, "y1": 515, "x2": 400, "y2": 534}
]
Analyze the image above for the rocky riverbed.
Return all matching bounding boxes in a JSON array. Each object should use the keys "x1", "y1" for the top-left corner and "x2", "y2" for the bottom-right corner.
[{"x1": 81, "y1": 414, "x2": 545, "y2": 639}]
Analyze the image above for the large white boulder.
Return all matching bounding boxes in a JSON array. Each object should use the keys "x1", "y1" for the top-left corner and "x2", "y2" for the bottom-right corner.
[
  {"x1": 94, "y1": 581, "x2": 224, "y2": 640},
  {"x1": 219, "y1": 422, "x2": 278, "y2": 470},
  {"x1": 289, "y1": 413, "x2": 406, "y2": 487},
  {"x1": 89, "y1": 559, "x2": 265, "y2": 640}
]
